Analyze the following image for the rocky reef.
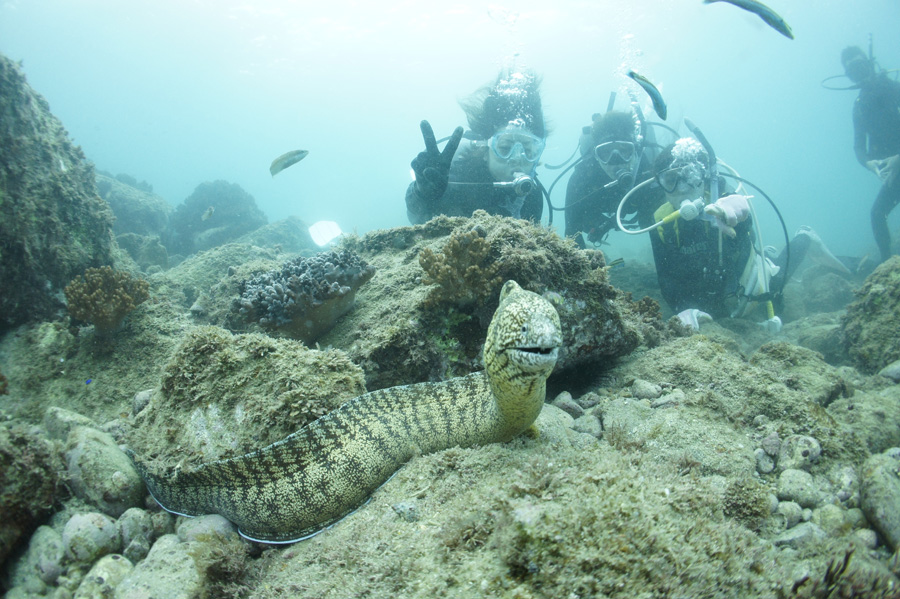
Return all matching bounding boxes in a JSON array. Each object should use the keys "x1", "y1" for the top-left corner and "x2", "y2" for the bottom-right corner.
[
  {"x1": 235, "y1": 250, "x2": 376, "y2": 345},
  {"x1": 0, "y1": 54, "x2": 116, "y2": 332},
  {"x1": 165, "y1": 180, "x2": 267, "y2": 257},
  {"x1": 842, "y1": 256, "x2": 900, "y2": 373}
]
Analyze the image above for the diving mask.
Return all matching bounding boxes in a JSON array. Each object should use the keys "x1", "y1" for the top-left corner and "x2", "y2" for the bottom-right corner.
[
  {"x1": 489, "y1": 125, "x2": 545, "y2": 163},
  {"x1": 656, "y1": 164, "x2": 707, "y2": 194},
  {"x1": 593, "y1": 140, "x2": 636, "y2": 165}
]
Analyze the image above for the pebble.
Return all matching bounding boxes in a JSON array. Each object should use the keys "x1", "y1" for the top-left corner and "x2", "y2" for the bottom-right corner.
[
  {"x1": 176, "y1": 514, "x2": 237, "y2": 543},
  {"x1": 62, "y1": 512, "x2": 121, "y2": 564},
  {"x1": 551, "y1": 391, "x2": 584, "y2": 419},
  {"x1": 776, "y1": 501, "x2": 803, "y2": 529},
  {"x1": 8, "y1": 525, "x2": 66, "y2": 587},
  {"x1": 113, "y1": 534, "x2": 203, "y2": 599},
  {"x1": 572, "y1": 414, "x2": 602, "y2": 438},
  {"x1": 117, "y1": 507, "x2": 154, "y2": 563},
  {"x1": 853, "y1": 528, "x2": 879, "y2": 550},
  {"x1": 132, "y1": 389, "x2": 153, "y2": 416},
  {"x1": 651, "y1": 389, "x2": 684, "y2": 409},
  {"x1": 773, "y1": 522, "x2": 827, "y2": 549},
  {"x1": 777, "y1": 469, "x2": 821, "y2": 508},
  {"x1": 631, "y1": 379, "x2": 662, "y2": 400},
  {"x1": 150, "y1": 511, "x2": 176, "y2": 538},
  {"x1": 65, "y1": 426, "x2": 145, "y2": 517},
  {"x1": 811, "y1": 504, "x2": 846, "y2": 535},
  {"x1": 760, "y1": 432, "x2": 781, "y2": 457},
  {"x1": 755, "y1": 448, "x2": 775, "y2": 474},
  {"x1": 777, "y1": 435, "x2": 821, "y2": 472},
  {"x1": 392, "y1": 501, "x2": 419, "y2": 522},
  {"x1": 73, "y1": 554, "x2": 133, "y2": 599}
]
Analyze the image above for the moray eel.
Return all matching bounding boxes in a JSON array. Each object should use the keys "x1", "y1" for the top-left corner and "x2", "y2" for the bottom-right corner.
[{"x1": 130, "y1": 280, "x2": 561, "y2": 543}]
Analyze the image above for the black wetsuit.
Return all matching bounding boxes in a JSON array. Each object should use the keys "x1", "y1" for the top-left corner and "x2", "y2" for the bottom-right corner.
[
  {"x1": 564, "y1": 155, "x2": 655, "y2": 247},
  {"x1": 852, "y1": 74, "x2": 900, "y2": 262},
  {"x1": 405, "y1": 144, "x2": 543, "y2": 225},
  {"x1": 648, "y1": 200, "x2": 754, "y2": 318}
]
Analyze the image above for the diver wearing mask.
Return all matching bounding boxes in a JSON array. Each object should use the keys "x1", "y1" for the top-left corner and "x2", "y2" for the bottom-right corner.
[
  {"x1": 565, "y1": 111, "x2": 655, "y2": 248},
  {"x1": 405, "y1": 71, "x2": 546, "y2": 225}
]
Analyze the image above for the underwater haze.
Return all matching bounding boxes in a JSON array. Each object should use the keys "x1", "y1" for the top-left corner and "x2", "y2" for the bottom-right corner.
[{"x1": 1, "y1": 0, "x2": 898, "y2": 259}]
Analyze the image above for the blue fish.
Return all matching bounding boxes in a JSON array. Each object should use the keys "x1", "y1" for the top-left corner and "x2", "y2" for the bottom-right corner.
[{"x1": 85, "y1": 379, "x2": 92, "y2": 385}]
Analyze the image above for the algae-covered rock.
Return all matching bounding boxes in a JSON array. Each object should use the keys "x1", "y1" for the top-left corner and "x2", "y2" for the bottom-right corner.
[
  {"x1": 113, "y1": 534, "x2": 203, "y2": 599},
  {"x1": 0, "y1": 422, "x2": 66, "y2": 566},
  {"x1": 126, "y1": 326, "x2": 367, "y2": 469},
  {"x1": 828, "y1": 386, "x2": 900, "y2": 454},
  {"x1": 749, "y1": 342, "x2": 852, "y2": 407},
  {"x1": 73, "y1": 553, "x2": 133, "y2": 599},
  {"x1": 842, "y1": 256, "x2": 900, "y2": 373},
  {"x1": 328, "y1": 212, "x2": 663, "y2": 390},
  {"x1": 0, "y1": 54, "x2": 116, "y2": 332},
  {"x1": 96, "y1": 173, "x2": 170, "y2": 237}
]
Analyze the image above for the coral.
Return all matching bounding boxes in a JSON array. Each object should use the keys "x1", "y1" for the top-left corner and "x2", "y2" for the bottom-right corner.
[
  {"x1": 418, "y1": 225, "x2": 501, "y2": 307},
  {"x1": 64, "y1": 266, "x2": 150, "y2": 335},
  {"x1": 235, "y1": 250, "x2": 375, "y2": 344},
  {"x1": 842, "y1": 256, "x2": 900, "y2": 373}
]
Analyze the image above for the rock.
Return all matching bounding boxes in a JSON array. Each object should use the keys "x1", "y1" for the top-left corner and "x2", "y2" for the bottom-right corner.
[
  {"x1": 392, "y1": 502, "x2": 419, "y2": 522},
  {"x1": 829, "y1": 465, "x2": 859, "y2": 504},
  {"x1": 150, "y1": 511, "x2": 176, "y2": 539},
  {"x1": 5, "y1": 525, "x2": 65, "y2": 589},
  {"x1": 777, "y1": 469, "x2": 820, "y2": 509},
  {"x1": 65, "y1": 426, "x2": 144, "y2": 517},
  {"x1": 113, "y1": 534, "x2": 203, "y2": 599},
  {"x1": 176, "y1": 514, "x2": 237, "y2": 543},
  {"x1": 860, "y1": 449, "x2": 900, "y2": 551},
  {"x1": 631, "y1": 379, "x2": 662, "y2": 400},
  {"x1": 73, "y1": 554, "x2": 133, "y2": 599},
  {"x1": 132, "y1": 390, "x2": 153, "y2": 416},
  {"x1": 811, "y1": 504, "x2": 846, "y2": 535},
  {"x1": 62, "y1": 512, "x2": 121, "y2": 564},
  {"x1": 755, "y1": 448, "x2": 775, "y2": 474},
  {"x1": 551, "y1": 391, "x2": 584, "y2": 419},
  {"x1": 773, "y1": 522, "x2": 827, "y2": 549},
  {"x1": 828, "y1": 388, "x2": 900, "y2": 454},
  {"x1": 117, "y1": 508, "x2": 154, "y2": 563},
  {"x1": 43, "y1": 407, "x2": 96, "y2": 441},
  {"x1": 534, "y1": 404, "x2": 575, "y2": 447},
  {"x1": 879, "y1": 359, "x2": 900, "y2": 383},
  {"x1": 842, "y1": 256, "x2": 900, "y2": 373},
  {"x1": 760, "y1": 432, "x2": 782, "y2": 457},
  {"x1": 572, "y1": 414, "x2": 602, "y2": 439},
  {"x1": 750, "y1": 342, "x2": 851, "y2": 407},
  {"x1": 776, "y1": 501, "x2": 803, "y2": 529},
  {"x1": 777, "y1": 435, "x2": 821, "y2": 472},
  {"x1": 854, "y1": 528, "x2": 879, "y2": 550}
]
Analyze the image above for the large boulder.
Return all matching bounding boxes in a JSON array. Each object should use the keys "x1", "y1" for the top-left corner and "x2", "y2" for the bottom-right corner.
[
  {"x1": 0, "y1": 54, "x2": 116, "y2": 332},
  {"x1": 842, "y1": 256, "x2": 900, "y2": 373}
]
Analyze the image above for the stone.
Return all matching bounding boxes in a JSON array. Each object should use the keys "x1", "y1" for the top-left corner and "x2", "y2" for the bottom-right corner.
[
  {"x1": 113, "y1": 534, "x2": 203, "y2": 599},
  {"x1": 879, "y1": 359, "x2": 900, "y2": 383},
  {"x1": 811, "y1": 504, "x2": 846, "y2": 535},
  {"x1": 117, "y1": 508, "x2": 153, "y2": 563},
  {"x1": 631, "y1": 379, "x2": 662, "y2": 400},
  {"x1": 572, "y1": 414, "x2": 602, "y2": 439},
  {"x1": 175, "y1": 514, "x2": 237, "y2": 543},
  {"x1": 551, "y1": 391, "x2": 584, "y2": 419},
  {"x1": 777, "y1": 469, "x2": 820, "y2": 509},
  {"x1": 132, "y1": 389, "x2": 153, "y2": 416},
  {"x1": 73, "y1": 554, "x2": 133, "y2": 599},
  {"x1": 755, "y1": 448, "x2": 775, "y2": 475},
  {"x1": 777, "y1": 435, "x2": 821, "y2": 472},
  {"x1": 776, "y1": 501, "x2": 803, "y2": 530},
  {"x1": 65, "y1": 426, "x2": 144, "y2": 517},
  {"x1": 62, "y1": 512, "x2": 121, "y2": 564},
  {"x1": 773, "y1": 522, "x2": 827, "y2": 549},
  {"x1": 860, "y1": 449, "x2": 900, "y2": 551}
]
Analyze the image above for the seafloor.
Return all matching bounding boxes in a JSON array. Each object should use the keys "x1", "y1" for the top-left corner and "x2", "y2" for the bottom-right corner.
[{"x1": 2, "y1": 53, "x2": 900, "y2": 598}]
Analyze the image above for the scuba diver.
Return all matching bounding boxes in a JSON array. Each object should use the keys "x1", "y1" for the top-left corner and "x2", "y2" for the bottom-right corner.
[
  {"x1": 617, "y1": 129, "x2": 849, "y2": 332},
  {"x1": 564, "y1": 111, "x2": 659, "y2": 248},
  {"x1": 840, "y1": 45, "x2": 900, "y2": 264},
  {"x1": 405, "y1": 71, "x2": 546, "y2": 225}
]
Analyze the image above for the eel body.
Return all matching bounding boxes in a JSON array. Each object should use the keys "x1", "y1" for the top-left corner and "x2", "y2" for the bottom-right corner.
[{"x1": 131, "y1": 280, "x2": 561, "y2": 543}]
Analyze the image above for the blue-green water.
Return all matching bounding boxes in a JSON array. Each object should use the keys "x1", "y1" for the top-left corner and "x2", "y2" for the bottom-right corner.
[{"x1": 1, "y1": 0, "x2": 897, "y2": 258}]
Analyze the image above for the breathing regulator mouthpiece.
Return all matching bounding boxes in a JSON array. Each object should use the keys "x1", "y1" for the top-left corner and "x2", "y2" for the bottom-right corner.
[{"x1": 495, "y1": 172, "x2": 536, "y2": 196}]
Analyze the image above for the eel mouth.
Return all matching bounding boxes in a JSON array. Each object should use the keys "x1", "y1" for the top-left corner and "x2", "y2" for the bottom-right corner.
[{"x1": 507, "y1": 345, "x2": 560, "y2": 372}]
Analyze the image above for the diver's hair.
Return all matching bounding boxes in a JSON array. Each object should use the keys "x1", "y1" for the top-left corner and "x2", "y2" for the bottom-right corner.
[
  {"x1": 591, "y1": 111, "x2": 638, "y2": 145},
  {"x1": 841, "y1": 46, "x2": 867, "y2": 67},
  {"x1": 459, "y1": 70, "x2": 547, "y2": 140}
]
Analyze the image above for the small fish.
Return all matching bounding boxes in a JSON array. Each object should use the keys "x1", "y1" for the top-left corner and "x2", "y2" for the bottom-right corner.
[
  {"x1": 85, "y1": 379, "x2": 92, "y2": 385},
  {"x1": 269, "y1": 149, "x2": 309, "y2": 177},
  {"x1": 703, "y1": 0, "x2": 794, "y2": 40},
  {"x1": 201, "y1": 206, "x2": 215, "y2": 221},
  {"x1": 627, "y1": 70, "x2": 667, "y2": 121}
]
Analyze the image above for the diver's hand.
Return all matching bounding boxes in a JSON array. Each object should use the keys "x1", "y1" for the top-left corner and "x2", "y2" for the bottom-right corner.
[
  {"x1": 866, "y1": 157, "x2": 899, "y2": 185},
  {"x1": 677, "y1": 309, "x2": 713, "y2": 332},
  {"x1": 704, "y1": 194, "x2": 751, "y2": 238},
  {"x1": 411, "y1": 120, "x2": 464, "y2": 201}
]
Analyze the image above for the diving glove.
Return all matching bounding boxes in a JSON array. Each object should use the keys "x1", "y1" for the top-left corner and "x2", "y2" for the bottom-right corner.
[
  {"x1": 704, "y1": 194, "x2": 752, "y2": 238},
  {"x1": 411, "y1": 120, "x2": 463, "y2": 201}
]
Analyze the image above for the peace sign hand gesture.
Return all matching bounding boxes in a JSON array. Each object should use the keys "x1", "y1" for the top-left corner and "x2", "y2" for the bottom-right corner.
[{"x1": 411, "y1": 120, "x2": 464, "y2": 201}]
